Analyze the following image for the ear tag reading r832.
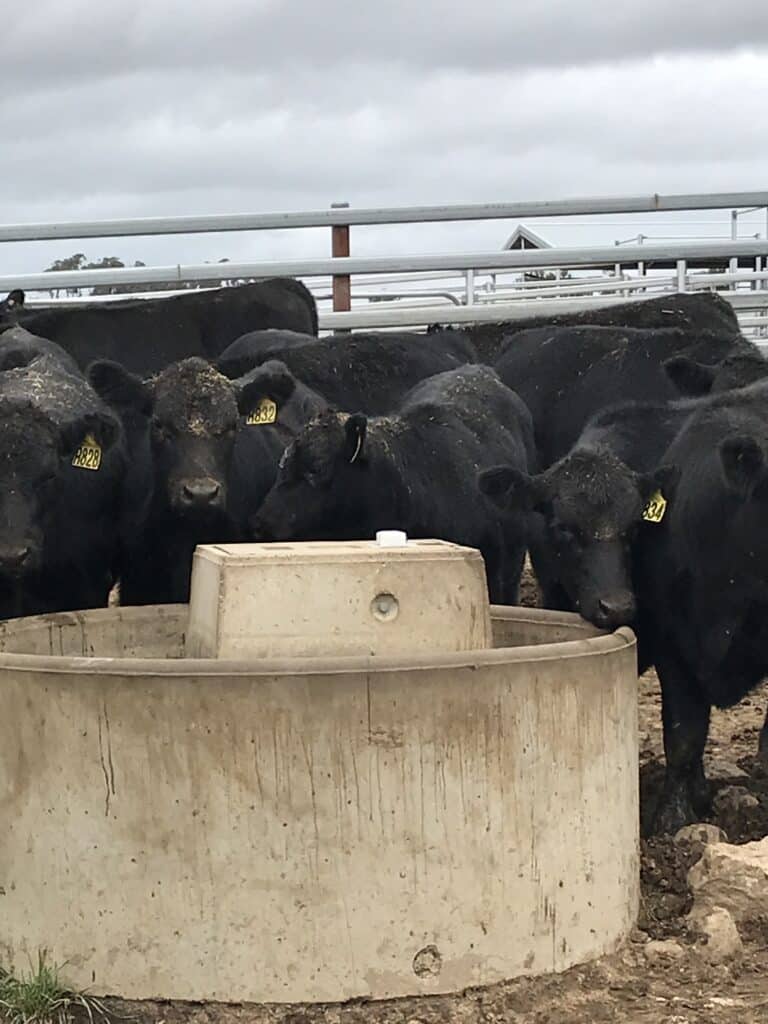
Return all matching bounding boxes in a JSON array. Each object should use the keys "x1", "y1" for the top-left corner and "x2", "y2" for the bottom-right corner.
[
  {"x1": 247, "y1": 397, "x2": 278, "y2": 426},
  {"x1": 642, "y1": 490, "x2": 667, "y2": 524},
  {"x1": 72, "y1": 433, "x2": 102, "y2": 471}
]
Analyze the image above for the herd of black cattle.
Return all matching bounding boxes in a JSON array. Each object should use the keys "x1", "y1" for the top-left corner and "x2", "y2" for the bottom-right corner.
[{"x1": 1, "y1": 280, "x2": 768, "y2": 834}]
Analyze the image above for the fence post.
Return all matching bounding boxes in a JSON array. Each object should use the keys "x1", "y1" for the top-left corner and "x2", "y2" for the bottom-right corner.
[
  {"x1": 676, "y1": 259, "x2": 687, "y2": 292},
  {"x1": 331, "y1": 201, "x2": 351, "y2": 313},
  {"x1": 464, "y1": 269, "x2": 475, "y2": 305}
]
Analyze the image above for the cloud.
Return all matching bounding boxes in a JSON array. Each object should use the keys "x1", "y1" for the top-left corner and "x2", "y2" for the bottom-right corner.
[
  {"x1": 4, "y1": 0, "x2": 768, "y2": 83},
  {"x1": 1, "y1": 2, "x2": 767, "y2": 278}
]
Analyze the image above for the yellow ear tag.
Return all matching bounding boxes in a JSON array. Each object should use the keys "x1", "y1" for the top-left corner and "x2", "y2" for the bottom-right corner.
[
  {"x1": 72, "y1": 433, "x2": 102, "y2": 471},
  {"x1": 246, "y1": 397, "x2": 277, "y2": 426},
  {"x1": 642, "y1": 490, "x2": 667, "y2": 524}
]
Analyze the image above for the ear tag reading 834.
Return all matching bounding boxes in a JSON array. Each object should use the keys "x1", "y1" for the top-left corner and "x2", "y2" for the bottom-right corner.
[
  {"x1": 72, "y1": 433, "x2": 102, "y2": 471},
  {"x1": 247, "y1": 397, "x2": 278, "y2": 426},
  {"x1": 642, "y1": 490, "x2": 667, "y2": 524}
]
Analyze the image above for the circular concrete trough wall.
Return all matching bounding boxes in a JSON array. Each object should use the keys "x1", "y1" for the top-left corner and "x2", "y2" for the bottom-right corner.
[{"x1": 0, "y1": 606, "x2": 638, "y2": 1005}]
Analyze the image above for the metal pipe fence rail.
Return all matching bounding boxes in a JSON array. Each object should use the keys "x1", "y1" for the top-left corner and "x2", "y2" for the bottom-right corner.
[
  {"x1": 4, "y1": 239, "x2": 768, "y2": 295},
  {"x1": 2, "y1": 190, "x2": 767, "y2": 243},
  {"x1": 2, "y1": 188, "x2": 768, "y2": 336}
]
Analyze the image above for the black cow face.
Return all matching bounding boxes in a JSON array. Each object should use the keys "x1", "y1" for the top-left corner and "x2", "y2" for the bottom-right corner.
[
  {"x1": 149, "y1": 359, "x2": 240, "y2": 516},
  {"x1": 89, "y1": 357, "x2": 290, "y2": 522},
  {"x1": 0, "y1": 403, "x2": 119, "y2": 578},
  {"x1": 251, "y1": 412, "x2": 371, "y2": 541},
  {"x1": 481, "y1": 450, "x2": 666, "y2": 630}
]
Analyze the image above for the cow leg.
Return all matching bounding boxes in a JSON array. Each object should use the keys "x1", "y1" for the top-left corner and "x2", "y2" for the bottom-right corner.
[
  {"x1": 653, "y1": 652, "x2": 711, "y2": 834},
  {"x1": 757, "y1": 705, "x2": 768, "y2": 764},
  {"x1": 494, "y1": 540, "x2": 526, "y2": 607}
]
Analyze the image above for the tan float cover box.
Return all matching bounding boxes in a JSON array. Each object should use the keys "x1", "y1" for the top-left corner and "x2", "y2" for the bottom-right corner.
[{"x1": 186, "y1": 539, "x2": 491, "y2": 659}]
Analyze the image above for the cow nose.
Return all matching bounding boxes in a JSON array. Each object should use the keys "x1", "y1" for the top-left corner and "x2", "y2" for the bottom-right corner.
[
  {"x1": 0, "y1": 545, "x2": 32, "y2": 571},
  {"x1": 594, "y1": 593, "x2": 636, "y2": 629},
  {"x1": 181, "y1": 478, "x2": 221, "y2": 506}
]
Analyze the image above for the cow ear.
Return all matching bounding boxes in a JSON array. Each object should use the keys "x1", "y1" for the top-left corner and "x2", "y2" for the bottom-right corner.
[
  {"x1": 663, "y1": 356, "x2": 715, "y2": 397},
  {"x1": 478, "y1": 465, "x2": 541, "y2": 511},
  {"x1": 87, "y1": 360, "x2": 154, "y2": 415},
  {"x1": 60, "y1": 411, "x2": 121, "y2": 457},
  {"x1": 636, "y1": 465, "x2": 680, "y2": 504},
  {"x1": 236, "y1": 360, "x2": 296, "y2": 415},
  {"x1": 720, "y1": 434, "x2": 765, "y2": 497},
  {"x1": 345, "y1": 414, "x2": 367, "y2": 464},
  {"x1": 653, "y1": 464, "x2": 681, "y2": 501},
  {"x1": 4, "y1": 289, "x2": 24, "y2": 310},
  {"x1": 720, "y1": 435, "x2": 765, "y2": 498}
]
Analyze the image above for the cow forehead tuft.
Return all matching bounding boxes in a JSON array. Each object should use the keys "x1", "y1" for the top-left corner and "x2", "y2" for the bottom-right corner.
[
  {"x1": 548, "y1": 450, "x2": 642, "y2": 515},
  {"x1": 153, "y1": 358, "x2": 231, "y2": 394},
  {"x1": 153, "y1": 359, "x2": 238, "y2": 431}
]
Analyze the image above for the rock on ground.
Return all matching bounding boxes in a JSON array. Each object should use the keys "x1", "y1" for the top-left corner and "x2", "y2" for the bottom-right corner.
[
  {"x1": 644, "y1": 939, "x2": 686, "y2": 963},
  {"x1": 688, "y1": 836, "x2": 768, "y2": 925},
  {"x1": 689, "y1": 907, "x2": 744, "y2": 964},
  {"x1": 674, "y1": 823, "x2": 728, "y2": 846}
]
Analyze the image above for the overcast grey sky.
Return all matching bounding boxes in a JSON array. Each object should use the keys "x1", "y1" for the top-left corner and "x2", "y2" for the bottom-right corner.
[{"x1": 1, "y1": 1, "x2": 768, "y2": 279}]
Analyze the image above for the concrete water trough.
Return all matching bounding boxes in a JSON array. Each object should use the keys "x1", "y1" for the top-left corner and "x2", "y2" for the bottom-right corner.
[{"x1": 0, "y1": 539, "x2": 639, "y2": 1006}]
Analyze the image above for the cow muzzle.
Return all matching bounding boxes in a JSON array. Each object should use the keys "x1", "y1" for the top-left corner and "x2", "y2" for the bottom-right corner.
[
  {"x1": 591, "y1": 590, "x2": 637, "y2": 631},
  {"x1": 176, "y1": 477, "x2": 224, "y2": 511}
]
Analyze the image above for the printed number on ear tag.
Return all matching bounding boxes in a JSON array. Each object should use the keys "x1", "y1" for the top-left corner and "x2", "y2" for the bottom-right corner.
[
  {"x1": 642, "y1": 490, "x2": 667, "y2": 524},
  {"x1": 247, "y1": 397, "x2": 278, "y2": 426},
  {"x1": 72, "y1": 433, "x2": 102, "y2": 471}
]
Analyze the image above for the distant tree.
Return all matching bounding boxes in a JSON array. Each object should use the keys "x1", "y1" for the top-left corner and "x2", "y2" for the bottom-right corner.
[
  {"x1": 44, "y1": 253, "x2": 87, "y2": 297},
  {"x1": 42, "y1": 253, "x2": 249, "y2": 297}
]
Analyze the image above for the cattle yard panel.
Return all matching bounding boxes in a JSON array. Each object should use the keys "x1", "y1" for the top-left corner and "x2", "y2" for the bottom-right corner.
[{"x1": 2, "y1": 189, "x2": 768, "y2": 335}]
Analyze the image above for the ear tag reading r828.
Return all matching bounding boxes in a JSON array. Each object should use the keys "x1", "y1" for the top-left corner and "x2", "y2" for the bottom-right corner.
[
  {"x1": 72, "y1": 433, "x2": 102, "y2": 471},
  {"x1": 247, "y1": 397, "x2": 278, "y2": 426},
  {"x1": 642, "y1": 490, "x2": 667, "y2": 524}
]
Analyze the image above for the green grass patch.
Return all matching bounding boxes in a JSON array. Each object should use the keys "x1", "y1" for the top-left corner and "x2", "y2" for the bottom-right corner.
[{"x1": 0, "y1": 952, "x2": 109, "y2": 1024}]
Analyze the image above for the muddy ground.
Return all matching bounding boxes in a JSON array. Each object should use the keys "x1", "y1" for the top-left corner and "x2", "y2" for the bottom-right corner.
[{"x1": 93, "y1": 569, "x2": 768, "y2": 1024}]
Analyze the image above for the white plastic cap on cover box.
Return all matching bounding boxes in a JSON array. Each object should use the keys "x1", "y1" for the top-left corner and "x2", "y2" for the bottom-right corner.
[{"x1": 376, "y1": 530, "x2": 407, "y2": 547}]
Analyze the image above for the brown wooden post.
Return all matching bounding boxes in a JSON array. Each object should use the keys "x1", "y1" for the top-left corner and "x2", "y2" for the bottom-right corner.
[{"x1": 331, "y1": 201, "x2": 351, "y2": 313}]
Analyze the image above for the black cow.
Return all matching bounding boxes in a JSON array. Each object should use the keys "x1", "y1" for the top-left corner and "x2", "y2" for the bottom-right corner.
[
  {"x1": 217, "y1": 329, "x2": 478, "y2": 414},
  {"x1": 89, "y1": 357, "x2": 326, "y2": 604},
  {"x1": 465, "y1": 291, "x2": 740, "y2": 363},
  {"x1": 484, "y1": 380, "x2": 768, "y2": 830},
  {"x1": 633, "y1": 380, "x2": 768, "y2": 831},
  {"x1": 251, "y1": 365, "x2": 535, "y2": 604},
  {"x1": 0, "y1": 279, "x2": 318, "y2": 376},
  {"x1": 0, "y1": 353, "x2": 124, "y2": 618},
  {"x1": 494, "y1": 324, "x2": 752, "y2": 467}
]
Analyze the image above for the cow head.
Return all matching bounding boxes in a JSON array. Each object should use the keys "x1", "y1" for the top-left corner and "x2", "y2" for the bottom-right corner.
[
  {"x1": 88, "y1": 357, "x2": 297, "y2": 521},
  {"x1": 251, "y1": 411, "x2": 382, "y2": 541},
  {"x1": 0, "y1": 290, "x2": 25, "y2": 319},
  {"x1": 0, "y1": 400, "x2": 119, "y2": 579},
  {"x1": 480, "y1": 449, "x2": 671, "y2": 630}
]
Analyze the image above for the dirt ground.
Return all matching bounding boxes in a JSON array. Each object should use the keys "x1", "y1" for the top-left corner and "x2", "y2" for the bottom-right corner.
[{"x1": 94, "y1": 567, "x2": 768, "y2": 1024}]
